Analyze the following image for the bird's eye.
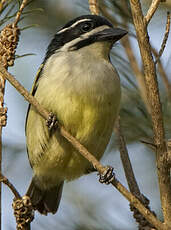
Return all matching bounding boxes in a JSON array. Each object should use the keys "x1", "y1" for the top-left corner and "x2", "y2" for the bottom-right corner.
[{"x1": 81, "y1": 22, "x2": 93, "y2": 32}]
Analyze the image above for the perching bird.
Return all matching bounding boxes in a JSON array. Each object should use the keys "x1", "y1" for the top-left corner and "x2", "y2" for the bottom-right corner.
[{"x1": 25, "y1": 15, "x2": 127, "y2": 215}]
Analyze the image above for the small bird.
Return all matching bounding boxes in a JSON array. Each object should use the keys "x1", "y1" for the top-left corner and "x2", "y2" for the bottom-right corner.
[{"x1": 25, "y1": 15, "x2": 127, "y2": 215}]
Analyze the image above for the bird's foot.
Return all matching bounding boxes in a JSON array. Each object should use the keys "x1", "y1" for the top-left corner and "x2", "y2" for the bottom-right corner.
[
  {"x1": 98, "y1": 166, "x2": 115, "y2": 185},
  {"x1": 46, "y1": 112, "x2": 58, "y2": 131}
]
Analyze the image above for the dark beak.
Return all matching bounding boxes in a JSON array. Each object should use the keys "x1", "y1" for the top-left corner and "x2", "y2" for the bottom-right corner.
[{"x1": 96, "y1": 27, "x2": 127, "y2": 43}]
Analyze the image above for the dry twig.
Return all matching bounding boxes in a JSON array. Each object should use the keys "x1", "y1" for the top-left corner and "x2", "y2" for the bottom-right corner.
[
  {"x1": 145, "y1": 0, "x2": 161, "y2": 25},
  {"x1": 13, "y1": 0, "x2": 28, "y2": 27},
  {"x1": 0, "y1": 0, "x2": 29, "y2": 229},
  {"x1": 121, "y1": 0, "x2": 152, "y2": 114},
  {"x1": 0, "y1": 13, "x2": 18, "y2": 228},
  {"x1": 152, "y1": 47, "x2": 171, "y2": 100},
  {"x1": 0, "y1": 174, "x2": 21, "y2": 199},
  {"x1": 115, "y1": 118, "x2": 156, "y2": 229},
  {"x1": 155, "y1": 12, "x2": 170, "y2": 64},
  {"x1": 129, "y1": 0, "x2": 171, "y2": 227},
  {"x1": 88, "y1": 0, "x2": 99, "y2": 15},
  {"x1": 0, "y1": 174, "x2": 33, "y2": 230},
  {"x1": 115, "y1": 118, "x2": 141, "y2": 196}
]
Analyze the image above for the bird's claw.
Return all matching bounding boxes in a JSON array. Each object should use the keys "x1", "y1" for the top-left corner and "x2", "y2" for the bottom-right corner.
[
  {"x1": 46, "y1": 112, "x2": 58, "y2": 131},
  {"x1": 98, "y1": 166, "x2": 115, "y2": 185}
]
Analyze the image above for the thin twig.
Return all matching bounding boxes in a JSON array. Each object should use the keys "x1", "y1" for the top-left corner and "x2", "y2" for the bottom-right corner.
[
  {"x1": 13, "y1": 0, "x2": 28, "y2": 27},
  {"x1": 115, "y1": 117, "x2": 141, "y2": 196},
  {"x1": 0, "y1": 26, "x2": 7, "y2": 230},
  {"x1": 0, "y1": 173, "x2": 33, "y2": 230},
  {"x1": 144, "y1": 0, "x2": 161, "y2": 25},
  {"x1": 0, "y1": 174, "x2": 21, "y2": 199},
  {"x1": 0, "y1": 0, "x2": 28, "y2": 229},
  {"x1": 0, "y1": 175, "x2": 33, "y2": 230},
  {"x1": 88, "y1": 0, "x2": 99, "y2": 15},
  {"x1": 0, "y1": 175, "x2": 31, "y2": 230},
  {"x1": 111, "y1": 179, "x2": 164, "y2": 230},
  {"x1": 152, "y1": 47, "x2": 171, "y2": 100},
  {"x1": 121, "y1": 0, "x2": 151, "y2": 114},
  {"x1": 155, "y1": 12, "x2": 170, "y2": 64},
  {"x1": 129, "y1": 0, "x2": 171, "y2": 227},
  {"x1": 0, "y1": 65, "x2": 166, "y2": 229},
  {"x1": 115, "y1": 118, "x2": 156, "y2": 229}
]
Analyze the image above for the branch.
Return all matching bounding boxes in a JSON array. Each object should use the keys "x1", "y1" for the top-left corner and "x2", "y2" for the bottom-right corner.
[
  {"x1": 144, "y1": 0, "x2": 161, "y2": 25},
  {"x1": 0, "y1": 64, "x2": 166, "y2": 230},
  {"x1": 0, "y1": 0, "x2": 29, "y2": 229},
  {"x1": 0, "y1": 174, "x2": 21, "y2": 199},
  {"x1": 152, "y1": 47, "x2": 171, "y2": 100},
  {"x1": 0, "y1": 174, "x2": 33, "y2": 230},
  {"x1": 115, "y1": 118, "x2": 141, "y2": 196},
  {"x1": 13, "y1": 0, "x2": 28, "y2": 27},
  {"x1": 115, "y1": 118, "x2": 156, "y2": 229},
  {"x1": 129, "y1": 0, "x2": 171, "y2": 227},
  {"x1": 155, "y1": 12, "x2": 170, "y2": 64},
  {"x1": 88, "y1": 0, "x2": 99, "y2": 15},
  {"x1": 120, "y1": 0, "x2": 151, "y2": 113},
  {"x1": 167, "y1": 140, "x2": 171, "y2": 167}
]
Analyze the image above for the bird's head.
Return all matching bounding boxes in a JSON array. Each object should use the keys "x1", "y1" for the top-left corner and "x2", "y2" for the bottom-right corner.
[{"x1": 44, "y1": 15, "x2": 127, "y2": 61}]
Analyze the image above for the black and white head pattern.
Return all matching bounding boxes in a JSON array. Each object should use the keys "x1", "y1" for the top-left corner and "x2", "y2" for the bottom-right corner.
[{"x1": 44, "y1": 15, "x2": 113, "y2": 61}]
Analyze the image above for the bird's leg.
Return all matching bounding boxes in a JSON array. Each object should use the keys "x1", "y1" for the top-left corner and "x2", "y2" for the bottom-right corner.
[
  {"x1": 98, "y1": 166, "x2": 115, "y2": 185},
  {"x1": 46, "y1": 112, "x2": 58, "y2": 131}
]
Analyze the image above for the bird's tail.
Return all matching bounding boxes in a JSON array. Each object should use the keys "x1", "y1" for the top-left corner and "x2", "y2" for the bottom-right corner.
[{"x1": 26, "y1": 179, "x2": 64, "y2": 215}]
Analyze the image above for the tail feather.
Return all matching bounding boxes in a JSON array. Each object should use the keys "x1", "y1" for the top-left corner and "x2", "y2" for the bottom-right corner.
[{"x1": 26, "y1": 179, "x2": 64, "y2": 215}]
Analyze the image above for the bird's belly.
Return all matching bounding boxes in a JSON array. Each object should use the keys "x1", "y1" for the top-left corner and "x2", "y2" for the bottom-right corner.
[
  {"x1": 27, "y1": 56, "x2": 121, "y2": 186},
  {"x1": 33, "y1": 97, "x2": 117, "y2": 183}
]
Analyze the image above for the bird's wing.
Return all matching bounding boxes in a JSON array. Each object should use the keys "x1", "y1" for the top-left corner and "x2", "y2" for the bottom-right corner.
[{"x1": 25, "y1": 63, "x2": 44, "y2": 132}]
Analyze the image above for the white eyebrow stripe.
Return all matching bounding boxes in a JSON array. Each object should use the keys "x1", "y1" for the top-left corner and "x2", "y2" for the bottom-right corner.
[
  {"x1": 58, "y1": 25, "x2": 110, "y2": 52},
  {"x1": 57, "y1": 19, "x2": 92, "y2": 34}
]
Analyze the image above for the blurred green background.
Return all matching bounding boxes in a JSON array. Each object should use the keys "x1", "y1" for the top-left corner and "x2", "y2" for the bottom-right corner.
[{"x1": 2, "y1": 0, "x2": 171, "y2": 229}]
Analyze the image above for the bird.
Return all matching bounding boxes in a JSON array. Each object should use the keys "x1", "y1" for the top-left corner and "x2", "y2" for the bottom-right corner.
[{"x1": 25, "y1": 14, "x2": 127, "y2": 215}]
